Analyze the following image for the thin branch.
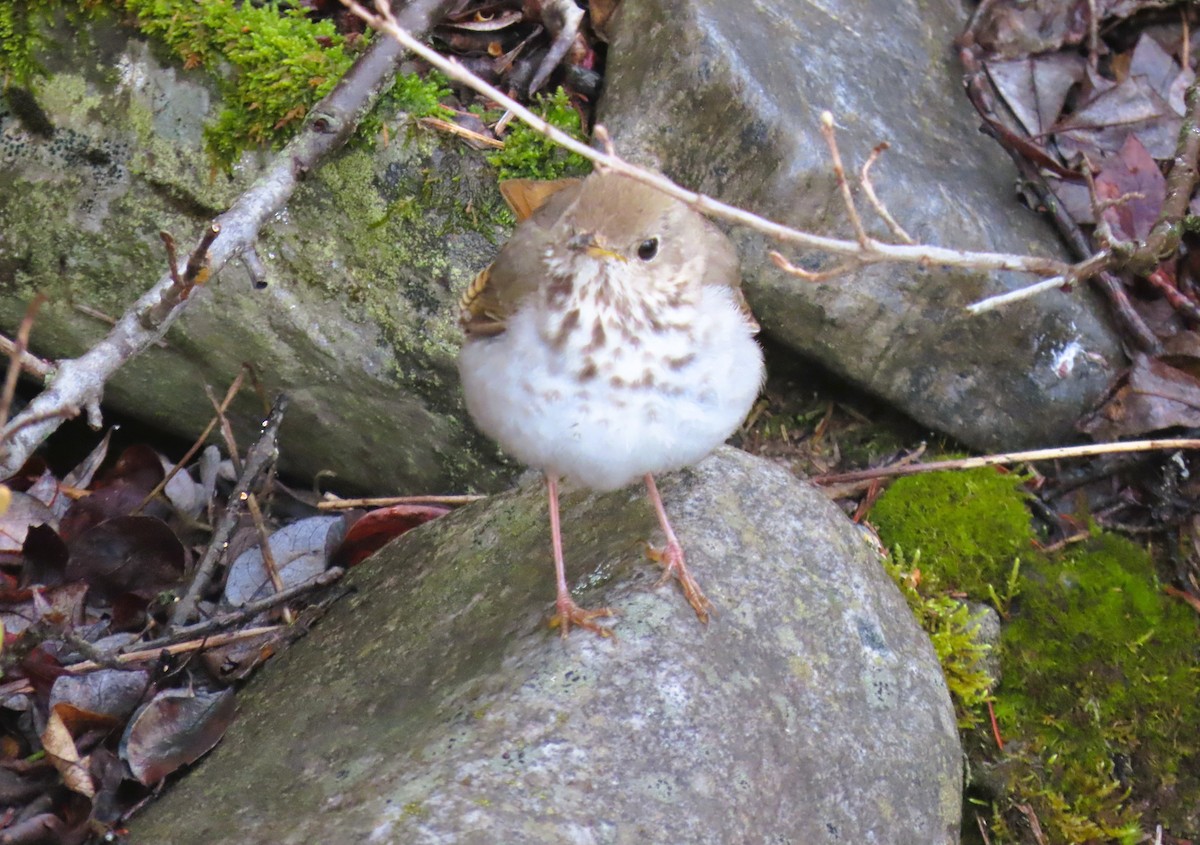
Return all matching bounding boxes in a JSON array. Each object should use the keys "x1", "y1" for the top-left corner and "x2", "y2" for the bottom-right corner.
[
  {"x1": 344, "y1": 1, "x2": 1085, "y2": 290},
  {"x1": 127, "y1": 567, "x2": 344, "y2": 654},
  {"x1": 0, "y1": 0, "x2": 457, "y2": 478},
  {"x1": 0, "y1": 626, "x2": 286, "y2": 697},
  {"x1": 0, "y1": 334, "x2": 54, "y2": 383},
  {"x1": 135, "y1": 365, "x2": 252, "y2": 514},
  {"x1": 860, "y1": 143, "x2": 914, "y2": 244},
  {"x1": 0, "y1": 295, "x2": 45, "y2": 431},
  {"x1": 819, "y1": 112, "x2": 870, "y2": 246},
  {"x1": 815, "y1": 438, "x2": 1200, "y2": 485},
  {"x1": 967, "y1": 249, "x2": 1114, "y2": 314},
  {"x1": 769, "y1": 251, "x2": 860, "y2": 282},
  {"x1": 1136, "y1": 75, "x2": 1200, "y2": 273},
  {"x1": 171, "y1": 395, "x2": 289, "y2": 627},
  {"x1": 317, "y1": 492, "x2": 484, "y2": 510}
]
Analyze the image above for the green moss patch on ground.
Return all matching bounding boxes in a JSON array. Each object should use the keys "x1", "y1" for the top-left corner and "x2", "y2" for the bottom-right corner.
[{"x1": 871, "y1": 468, "x2": 1200, "y2": 843}]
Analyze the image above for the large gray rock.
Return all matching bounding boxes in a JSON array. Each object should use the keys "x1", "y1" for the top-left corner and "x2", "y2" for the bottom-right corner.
[
  {"x1": 599, "y1": 0, "x2": 1124, "y2": 451},
  {"x1": 0, "y1": 19, "x2": 509, "y2": 492},
  {"x1": 128, "y1": 448, "x2": 962, "y2": 844}
]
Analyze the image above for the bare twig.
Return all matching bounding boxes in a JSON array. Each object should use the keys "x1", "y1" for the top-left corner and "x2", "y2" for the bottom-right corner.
[
  {"x1": 0, "y1": 626, "x2": 286, "y2": 697},
  {"x1": 317, "y1": 492, "x2": 484, "y2": 510},
  {"x1": 135, "y1": 366, "x2": 253, "y2": 514},
  {"x1": 0, "y1": 333, "x2": 54, "y2": 383},
  {"x1": 201, "y1": 383, "x2": 293, "y2": 624},
  {"x1": 419, "y1": 115, "x2": 505, "y2": 148},
  {"x1": 966, "y1": 250, "x2": 1113, "y2": 314},
  {"x1": 0, "y1": 295, "x2": 45, "y2": 431},
  {"x1": 171, "y1": 395, "x2": 289, "y2": 627},
  {"x1": 344, "y1": 1, "x2": 1088, "y2": 295},
  {"x1": 815, "y1": 438, "x2": 1200, "y2": 485},
  {"x1": 159, "y1": 231, "x2": 183, "y2": 287},
  {"x1": 129, "y1": 567, "x2": 345, "y2": 654},
  {"x1": 0, "y1": 0, "x2": 457, "y2": 478},
  {"x1": 1137, "y1": 76, "x2": 1200, "y2": 274},
  {"x1": 819, "y1": 112, "x2": 870, "y2": 247},
  {"x1": 860, "y1": 143, "x2": 914, "y2": 244}
]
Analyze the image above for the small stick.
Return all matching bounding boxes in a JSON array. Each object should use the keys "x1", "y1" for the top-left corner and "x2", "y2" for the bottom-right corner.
[
  {"x1": 419, "y1": 116, "x2": 505, "y2": 148},
  {"x1": 819, "y1": 112, "x2": 870, "y2": 247},
  {"x1": 171, "y1": 395, "x2": 289, "y2": 627},
  {"x1": 136, "y1": 365, "x2": 251, "y2": 514},
  {"x1": 0, "y1": 334, "x2": 54, "y2": 382},
  {"x1": 317, "y1": 493, "x2": 485, "y2": 510},
  {"x1": 860, "y1": 143, "x2": 914, "y2": 244},
  {"x1": 0, "y1": 626, "x2": 286, "y2": 697},
  {"x1": 130, "y1": 567, "x2": 345, "y2": 654},
  {"x1": 815, "y1": 438, "x2": 1200, "y2": 485},
  {"x1": 0, "y1": 294, "x2": 45, "y2": 429},
  {"x1": 769, "y1": 251, "x2": 861, "y2": 282},
  {"x1": 159, "y1": 231, "x2": 184, "y2": 287}
]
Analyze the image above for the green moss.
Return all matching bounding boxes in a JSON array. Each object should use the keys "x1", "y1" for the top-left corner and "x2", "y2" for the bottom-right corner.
[
  {"x1": 872, "y1": 470, "x2": 1200, "y2": 843},
  {"x1": 991, "y1": 533, "x2": 1200, "y2": 842},
  {"x1": 0, "y1": 0, "x2": 355, "y2": 168},
  {"x1": 0, "y1": 2, "x2": 55, "y2": 86},
  {"x1": 116, "y1": 0, "x2": 353, "y2": 168},
  {"x1": 870, "y1": 467, "x2": 1033, "y2": 596},
  {"x1": 883, "y1": 547, "x2": 994, "y2": 728},
  {"x1": 487, "y1": 88, "x2": 590, "y2": 180}
]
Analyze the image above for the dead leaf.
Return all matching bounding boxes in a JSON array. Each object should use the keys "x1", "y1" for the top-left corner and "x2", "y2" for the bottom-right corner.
[
  {"x1": 330, "y1": 504, "x2": 450, "y2": 568},
  {"x1": 65, "y1": 515, "x2": 186, "y2": 601},
  {"x1": 50, "y1": 670, "x2": 150, "y2": 722},
  {"x1": 985, "y1": 53, "x2": 1085, "y2": 136},
  {"x1": 1080, "y1": 355, "x2": 1200, "y2": 439},
  {"x1": 1096, "y1": 134, "x2": 1166, "y2": 242},
  {"x1": 41, "y1": 706, "x2": 95, "y2": 798},
  {"x1": 500, "y1": 177, "x2": 580, "y2": 221},
  {"x1": 589, "y1": 0, "x2": 622, "y2": 41},
  {"x1": 120, "y1": 687, "x2": 236, "y2": 785},
  {"x1": 0, "y1": 492, "x2": 57, "y2": 553},
  {"x1": 223, "y1": 515, "x2": 343, "y2": 607}
]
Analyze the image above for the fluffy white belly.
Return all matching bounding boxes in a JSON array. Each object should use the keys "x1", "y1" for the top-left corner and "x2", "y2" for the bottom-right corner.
[{"x1": 459, "y1": 286, "x2": 764, "y2": 491}]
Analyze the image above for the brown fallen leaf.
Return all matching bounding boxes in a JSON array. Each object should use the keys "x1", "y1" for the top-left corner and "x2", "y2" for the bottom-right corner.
[
  {"x1": 1080, "y1": 354, "x2": 1200, "y2": 439},
  {"x1": 41, "y1": 706, "x2": 95, "y2": 799},
  {"x1": 120, "y1": 687, "x2": 237, "y2": 785}
]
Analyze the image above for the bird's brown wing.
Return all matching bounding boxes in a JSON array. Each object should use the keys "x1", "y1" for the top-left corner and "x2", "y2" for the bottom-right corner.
[{"x1": 460, "y1": 178, "x2": 583, "y2": 337}]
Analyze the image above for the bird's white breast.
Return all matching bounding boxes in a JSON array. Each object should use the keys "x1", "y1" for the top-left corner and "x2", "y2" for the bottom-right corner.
[{"x1": 459, "y1": 272, "x2": 764, "y2": 491}]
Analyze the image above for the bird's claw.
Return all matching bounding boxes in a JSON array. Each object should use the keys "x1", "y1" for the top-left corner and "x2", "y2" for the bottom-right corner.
[
  {"x1": 549, "y1": 597, "x2": 617, "y2": 639},
  {"x1": 645, "y1": 541, "x2": 713, "y2": 623}
]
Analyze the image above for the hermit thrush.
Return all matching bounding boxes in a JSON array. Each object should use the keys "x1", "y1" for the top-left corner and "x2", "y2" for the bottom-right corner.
[{"x1": 458, "y1": 170, "x2": 765, "y2": 637}]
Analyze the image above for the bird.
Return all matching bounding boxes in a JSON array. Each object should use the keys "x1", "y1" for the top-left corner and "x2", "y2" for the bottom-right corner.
[{"x1": 458, "y1": 169, "x2": 765, "y2": 637}]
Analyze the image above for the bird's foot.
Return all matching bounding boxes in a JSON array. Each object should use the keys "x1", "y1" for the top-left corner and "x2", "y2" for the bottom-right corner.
[
  {"x1": 549, "y1": 596, "x2": 617, "y2": 639},
  {"x1": 646, "y1": 540, "x2": 713, "y2": 623}
]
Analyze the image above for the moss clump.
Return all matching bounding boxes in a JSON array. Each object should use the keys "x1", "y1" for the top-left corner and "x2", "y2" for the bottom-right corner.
[
  {"x1": 116, "y1": 0, "x2": 353, "y2": 168},
  {"x1": 883, "y1": 548, "x2": 995, "y2": 728},
  {"x1": 0, "y1": 0, "x2": 355, "y2": 168},
  {"x1": 870, "y1": 467, "x2": 1033, "y2": 596},
  {"x1": 872, "y1": 469, "x2": 1200, "y2": 843},
  {"x1": 992, "y1": 533, "x2": 1200, "y2": 842},
  {"x1": 487, "y1": 88, "x2": 590, "y2": 180},
  {"x1": 0, "y1": 3, "x2": 55, "y2": 86}
]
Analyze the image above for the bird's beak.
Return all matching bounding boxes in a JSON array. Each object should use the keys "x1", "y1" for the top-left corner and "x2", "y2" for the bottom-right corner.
[{"x1": 567, "y1": 231, "x2": 627, "y2": 263}]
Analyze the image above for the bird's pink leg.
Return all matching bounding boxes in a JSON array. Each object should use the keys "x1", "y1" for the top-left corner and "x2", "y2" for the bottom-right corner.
[
  {"x1": 644, "y1": 473, "x2": 713, "y2": 622},
  {"x1": 545, "y1": 474, "x2": 615, "y2": 638}
]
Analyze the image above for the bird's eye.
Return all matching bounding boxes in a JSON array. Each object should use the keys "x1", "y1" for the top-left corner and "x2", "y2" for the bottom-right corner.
[{"x1": 636, "y1": 237, "x2": 660, "y2": 261}]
